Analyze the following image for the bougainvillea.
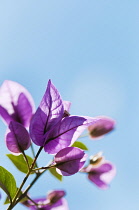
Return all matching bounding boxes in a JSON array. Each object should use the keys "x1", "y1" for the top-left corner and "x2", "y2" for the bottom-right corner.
[{"x1": 0, "y1": 80, "x2": 116, "y2": 210}]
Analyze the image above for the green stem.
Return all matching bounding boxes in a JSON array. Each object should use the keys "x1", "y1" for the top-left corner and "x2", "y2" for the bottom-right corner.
[
  {"x1": 7, "y1": 146, "x2": 43, "y2": 210},
  {"x1": 22, "y1": 151, "x2": 30, "y2": 170},
  {"x1": 15, "y1": 167, "x2": 50, "y2": 205},
  {"x1": 26, "y1": 195, "x2": 39, "y2": 207},
  {"x1": 30, "y1": 143, "x2": 39, "y2": 168},
  {"x1": 32, "y1": 166, "x2": 54, "y2": 171}
]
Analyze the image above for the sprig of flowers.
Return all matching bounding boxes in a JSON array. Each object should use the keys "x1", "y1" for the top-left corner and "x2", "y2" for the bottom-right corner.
[{"x1": 0, "y1": 80, "x2": 116, "y2": 210}]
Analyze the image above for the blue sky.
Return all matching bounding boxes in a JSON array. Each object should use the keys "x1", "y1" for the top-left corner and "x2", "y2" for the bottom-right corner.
[{"x1": 0, "y1": 1, "x2": 139, "y2": 210}]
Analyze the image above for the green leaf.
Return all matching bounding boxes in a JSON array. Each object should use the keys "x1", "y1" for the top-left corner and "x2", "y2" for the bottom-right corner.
[
  {"x1": 4, "y1": 196, "x2": 10, "y2": 204},
  {"x1": 72, "y1": 141, "x2": 88, "y2": 150},
  {"x1": 0, "y1": 166, "x2": 17, "y2": 203},
  {"x1": 6, "y1": 154, "x2": 36, "y2": 174},
  {"x1": 49, "y1": 167, "x2": 63, "y2": 181}
]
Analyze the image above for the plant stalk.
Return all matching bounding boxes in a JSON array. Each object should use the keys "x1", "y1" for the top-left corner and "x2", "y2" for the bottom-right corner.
[{"x1": 6, "y1": 146, "x2": 43, "y2": 210}]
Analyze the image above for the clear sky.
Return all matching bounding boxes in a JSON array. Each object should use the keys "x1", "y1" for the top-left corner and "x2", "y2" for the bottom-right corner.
[{"x1": 0, "y1": 1, "x2": 139, "y2": 210}]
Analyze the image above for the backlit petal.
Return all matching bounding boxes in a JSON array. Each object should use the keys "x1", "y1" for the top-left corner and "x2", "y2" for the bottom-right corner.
[
  {"x1": 6, "y1": 121, "x2": 31, "y2": 153},
  {"x1": 30, "y1": 80, "x2": 64, "y2": 146},
  {"x1": 0, "y1": 80, "x2": 35, "y2": 127}
]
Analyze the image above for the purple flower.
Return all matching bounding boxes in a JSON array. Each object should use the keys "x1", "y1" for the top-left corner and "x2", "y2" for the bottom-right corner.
[
  {"x1": 0, "y1": 80, "x2": 35, "y2": 127},
  {"x1": 53, "y1": 147, "x2": 87, "y2": 176},
  {"x1": 6, "y1": 121, "x2": 31, "y2": 153},
  {"x1": 82, "y1": 153, "x2": 116, "y2": 189},
  {"x1": 23, "y1": 190, "x2": 68, "y2": 210},
  {"x1": 46, "y1": 190, "x2": 65, "y2": 204},
  {"x1": 30, "y1": 80, "x2": 99, "y2": 154},
  {"x1": 88, "y1": 116, "x2": 115, "y2": 139}
]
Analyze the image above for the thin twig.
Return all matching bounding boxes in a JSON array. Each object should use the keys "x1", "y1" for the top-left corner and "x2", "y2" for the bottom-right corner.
[
  {"x1": 22, "y1": 151, "x2": 30, "y2": 170},
  {"x1": 32, "y1": 166, "x2": 54, "y2": 171},
  {"x1": 6, "y1": 146, "x2": 43, "y2": 210},
  {"x1": 26, "y1": 195, "x2": 39, "y2": 207},
  {"x1": 15, "y1": 166, "x2": 51, "y2": 204}
]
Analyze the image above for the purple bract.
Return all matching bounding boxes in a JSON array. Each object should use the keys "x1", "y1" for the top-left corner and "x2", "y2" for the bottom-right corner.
[
  {"x1": 88, "y1": 116, "x2": 115, "y2": 139},
  {"x1": 30, "y1": 80, "x2": 100, "y2": 154},
  {"x1": 82, "y1": 153, "x2": 116, "y2": 189},
  {"x1": 54, "y1": 147, "x2": 87, "y2": 176},
  {"x1": 0, "y1": 80, "x2": 35, "y2": 127},
  {"x1": 6, "y1": 121, "x2": 31, "y2": 153},
  {"x1": 23, "y1": 190, "x2": 68, "y2": 210}
]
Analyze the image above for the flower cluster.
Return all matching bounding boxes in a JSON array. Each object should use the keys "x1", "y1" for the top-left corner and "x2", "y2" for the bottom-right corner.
[
  {"x1": 81, "y1": 152, "x2": 116, "y2": 189},
  {"x1": 0, "y1": 80, "x2": 116, "y2": 209},
  {"x1": 22, "y1": 190, "x2": 68, "y2": 210}
]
